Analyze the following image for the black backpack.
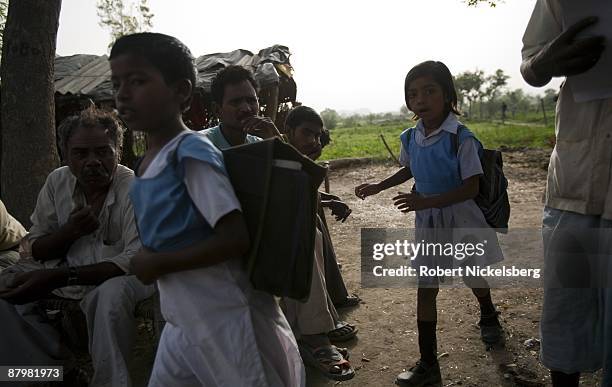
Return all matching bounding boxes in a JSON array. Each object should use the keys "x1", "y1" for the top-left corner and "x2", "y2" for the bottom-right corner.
[{"x1": 451, "y1": 127, "x2": 510, "y2": 232}]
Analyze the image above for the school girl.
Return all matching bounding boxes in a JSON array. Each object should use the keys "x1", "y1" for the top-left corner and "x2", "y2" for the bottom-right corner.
[{"x1": 355, "y1": 61, "x2": 504, "y2": 387}]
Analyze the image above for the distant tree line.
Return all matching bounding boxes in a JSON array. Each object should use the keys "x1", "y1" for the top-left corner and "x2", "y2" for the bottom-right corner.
[{"x1": 319, "y1": 69, "x2": 557, "y2": 130}]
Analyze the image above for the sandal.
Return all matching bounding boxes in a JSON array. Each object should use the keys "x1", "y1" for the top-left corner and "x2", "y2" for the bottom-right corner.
[
  {"x1": 328, "y1": 321, "x2": 358, "y2": 343},
  {"x1": 299, "y1": 343, "x2": 355, "y2": 381},
  {"x1": 334, "y1": 294, "x2": 362, "y2": 309},
  {"x1": 334, "y1": 345, "x2": 349, "y2": 359}
]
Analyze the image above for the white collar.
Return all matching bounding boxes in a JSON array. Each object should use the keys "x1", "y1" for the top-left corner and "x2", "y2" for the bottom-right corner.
[{"x1": 415, "y1": 113, "x2": 459, "y2": 136}]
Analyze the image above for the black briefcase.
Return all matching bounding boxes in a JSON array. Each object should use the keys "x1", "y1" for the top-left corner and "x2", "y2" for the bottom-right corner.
[{"x1": 222, "y1": 138, "x2": 327, "y2": 301}]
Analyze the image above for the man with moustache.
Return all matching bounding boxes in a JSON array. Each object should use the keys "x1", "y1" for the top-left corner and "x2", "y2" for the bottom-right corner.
[
  {"x1": 200, "y1": 65, "x2": 280, "y2": 147},
  {"x1": 0, "y1": 107, "x2": 153, "y2": 387},
  {"x1": 201, "y1": 66, "x2": 359, "y2": 309}
]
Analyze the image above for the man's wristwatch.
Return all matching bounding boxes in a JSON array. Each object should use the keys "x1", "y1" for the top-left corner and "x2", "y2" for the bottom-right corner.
[{"x1": 67, "y1": 266, "x2": 79, "y2": 286}]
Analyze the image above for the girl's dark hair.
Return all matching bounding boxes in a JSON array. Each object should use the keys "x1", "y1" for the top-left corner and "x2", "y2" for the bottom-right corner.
[
  {"x1": 211, "y1": 65, "x2": 259, "y2": 105},
  {"x1": 109, "y1": 32, "x2": 196, "y2": 110},
  {"x1": 404, "y1": 61, "x2": 461, "y2": 118},
  {"x1": 284, "y1": 106, "x2": 324, "y2": 131}
]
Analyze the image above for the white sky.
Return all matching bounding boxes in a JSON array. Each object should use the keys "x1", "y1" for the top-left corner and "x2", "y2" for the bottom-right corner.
[{"x1": 56, "y1": 0, "x2": 562, "y2": 113}]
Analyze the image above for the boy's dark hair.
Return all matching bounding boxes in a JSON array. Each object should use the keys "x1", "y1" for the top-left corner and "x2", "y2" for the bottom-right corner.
[
  {"x1": 109, "y1": 32, "x2": 196, "y2": 111},
  {"x1": 404, "y1": 60, "x2": 461, "y2": 118},
  {"x1": 57, "y1": 106, "x2": 125, "y2": 160},
  {"x1": 284, "y1": 106, "x2": 324, "y2": 131},
  {"x1": 211, "y1": 65, "x2": 258, "y2": 105}
]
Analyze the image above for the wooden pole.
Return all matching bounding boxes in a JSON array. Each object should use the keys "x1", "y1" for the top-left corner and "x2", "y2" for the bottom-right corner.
[
  {"x1": 540, "y1": 98, "x2": 548, "y2": 126},
  {"x1": 380, "y1": 133, "x2": 401, "y2": 166}
]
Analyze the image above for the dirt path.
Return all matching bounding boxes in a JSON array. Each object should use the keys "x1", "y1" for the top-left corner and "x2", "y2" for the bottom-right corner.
[
  {"x1": 126, "y1": 149, "x2": 601, "y2": 386},
  {"x1": 307, "y1": 149, "x2": 601, "y2": 387}
]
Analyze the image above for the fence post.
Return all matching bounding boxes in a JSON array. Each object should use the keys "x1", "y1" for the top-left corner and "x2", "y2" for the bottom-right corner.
[{"x1": 540, "y1": 98, "x2": 548, "y2": 126}]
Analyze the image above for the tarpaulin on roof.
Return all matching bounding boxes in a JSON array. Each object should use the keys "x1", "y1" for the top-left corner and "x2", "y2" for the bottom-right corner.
[{"x1": 194, "y1": 45, "x2": 292, "y2": 93}]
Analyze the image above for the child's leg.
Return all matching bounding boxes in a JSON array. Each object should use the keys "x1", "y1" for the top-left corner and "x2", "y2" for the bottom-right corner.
[
  {"x1": 417, "y1": 286, "x2": 439, "y2": 364},
  {"x1": 462, "y1": 274, "x2": 503, "y2": 344},
  {"x1": 396, "y1": 286, "x2": 442, "y2": 386},
  {"x1": 462, "y1": 275, "x2": 498, "y2": 323}
]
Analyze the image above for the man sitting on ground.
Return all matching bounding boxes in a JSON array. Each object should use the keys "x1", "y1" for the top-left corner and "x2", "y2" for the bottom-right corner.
[
  {"x1": 0, "y1": 107, "x2": 154, "y2": 387},
  {"x1": 0, "y1": 200, "x2": 26, "y2": 271}
]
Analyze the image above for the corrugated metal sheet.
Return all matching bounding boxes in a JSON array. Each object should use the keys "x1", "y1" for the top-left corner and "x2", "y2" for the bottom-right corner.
[
  {"x1": 55, "y1": 55, "x2": 111, "y2": 98},
  {"x1": 54, "y1": 54, "x2": 99, "y2": 82},
  {"x1": 54, "y1": 44, "x2": 293, "y2": 100}
]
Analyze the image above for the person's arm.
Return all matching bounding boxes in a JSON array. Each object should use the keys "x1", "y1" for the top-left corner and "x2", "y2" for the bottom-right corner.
[
  {"x1": 355, "y1": 167, "x2": 412, "y2": 199},
  {"x1": 31, "y1": 206, "x2": 100, "y2": 262},
  {"x1": 242, "y1": 116, "x2": 281, "y2": 139},
  {"x1": 394, "y1": 176, "x2": 479, "y2": 212},
  {"x1": 320, "y1": 198, "x2": 352, "y2": 222},
  {"x1": 521, "y1": 14, "x2": 604, "y2": 87},
  {"x1": 319, "y1": 191, "x2": 340, "y2": 202},
  {"x1": 0, "y1": 200, "x2": 26, "y2": 250},
  {"x1": 28, "y1": 171, "x2": 100, "y2": 262},
  {"x1": 130, "y1": 157, "x2": 248, "y2": 284},
  {"x1": 0, "y1": 262, "x2": 124, "y2": 305},
  {"x1": 394, "y1": 136, "x2": 482, "y2": 212},
  {"x1": 130, "y1": 210, "x2": 249, "y2": 284}
]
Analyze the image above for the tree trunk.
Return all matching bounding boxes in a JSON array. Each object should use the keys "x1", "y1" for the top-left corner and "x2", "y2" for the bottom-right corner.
[
  {"x1": 120, "y1": 128, "x2": 137, "y2": 169},
  {"x1": 1, "y1": 0, "x2": 62, "y2": 226}
]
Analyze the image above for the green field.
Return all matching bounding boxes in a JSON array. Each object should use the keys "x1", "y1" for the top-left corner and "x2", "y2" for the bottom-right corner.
[{"x1": 319, "y1": 120, "x2": 555, "y2": 161}]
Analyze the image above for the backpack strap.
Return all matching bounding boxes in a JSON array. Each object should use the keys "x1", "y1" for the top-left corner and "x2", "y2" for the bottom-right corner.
[
  {"x1": 399, "y1": 128, "x2": 412, "y2": 154},
  {"x1": 451, "y1": 126, "x2": 462, "y2": 155}
]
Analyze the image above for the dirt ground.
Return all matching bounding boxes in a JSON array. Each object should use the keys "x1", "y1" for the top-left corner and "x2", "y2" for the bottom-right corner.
[
  {"x1": 307, "y1": 148, "x2": 602, "y2": 387},
  {"x1": 126, "y1": 149, "x2": 602, "y2": 387}
]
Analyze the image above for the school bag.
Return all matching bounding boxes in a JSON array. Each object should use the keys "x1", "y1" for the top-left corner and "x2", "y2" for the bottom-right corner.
[
  {"x1": 222, "y1": 137, "x2": 328, "y2": 301},
  {"x1": 451, "y1": 126, "x2": 510, "y2": 232},
  {"x1": 405, "y1": 126, "x2": 510, "y2": 232}
]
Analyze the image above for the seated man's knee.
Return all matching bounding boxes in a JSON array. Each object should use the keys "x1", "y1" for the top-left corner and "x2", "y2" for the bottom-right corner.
[{"x1": 80, "y1": 275, "x2": 148, "y2": 313}]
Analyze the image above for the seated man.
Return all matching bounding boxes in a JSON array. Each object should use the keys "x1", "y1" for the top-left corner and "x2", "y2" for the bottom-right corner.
[
  {"x1": 0, "y1": 200, "x2": 26, "y2": 270},
  {"x1": 0, "y1": 107, "x2": 154, "y2": 387},
  {"x1": 200, "y1": 65, "x2": 280, "y2": 147},
  {"x1": 319, "y1": 183, "x2": 361, "y2": 309},
  {"x1": 281, "y1": 105, "x2": 359, "y2": 381},
  {"x1": 201, "y1": 65, "x2": 358, "y2": 309}
]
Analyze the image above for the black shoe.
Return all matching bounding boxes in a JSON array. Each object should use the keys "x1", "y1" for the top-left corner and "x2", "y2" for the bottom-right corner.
[
  {"x1": 479, "y1": 311, "x2": 503, "y2": 344},
  {"x1": 395, "y1": 360, "x2": 441, "y2": 387}
]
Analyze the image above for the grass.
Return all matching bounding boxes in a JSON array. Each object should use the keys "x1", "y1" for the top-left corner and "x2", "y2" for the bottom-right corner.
[{"x1": 320, "y1": 120, "x2": 555, "y2": 161}]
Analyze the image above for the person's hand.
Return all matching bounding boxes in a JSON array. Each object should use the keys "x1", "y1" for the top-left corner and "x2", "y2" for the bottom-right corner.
[
  {"x1": 129, "y1": 248, "x2": 163, "y2": 285},
  {"x1": 64, "y1": 205, "x2": 100, "y2": 238},
  {"x1": 327, "y1": 200, "x2": 352, "y2": 222},
  {"x1": 392, "y1": 192, "x2": 431, "y2": 213},
  {"x1": 241, "y1": 116, "x2": 281, "y2": 139},
  {"x1": 326, "y1": 193, "x2": 341, "y2": 201},
  {"x1": 320, "y1": 192, "x2": 341, "y2": 202},
  {"x1": 530, "y1": 17, "x2": 605, "y2": 81},
  {"x1": 0, "y1": 270, "x2": 63, "y2": 305},
  {"x1": 355, "y1": 183, "x2": 381, "y2": 200}
]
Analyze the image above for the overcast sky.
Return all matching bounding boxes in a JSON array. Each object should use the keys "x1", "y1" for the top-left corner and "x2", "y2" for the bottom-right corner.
[{"x1": 56, "y1": 0, "x2": 562, "y2": 113}]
